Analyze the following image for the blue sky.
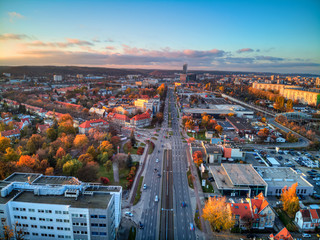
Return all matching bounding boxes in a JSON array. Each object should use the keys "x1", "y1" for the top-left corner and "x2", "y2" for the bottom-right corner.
[{"x1": 0, "y1": 0, "x2": 320, "y2": 74}]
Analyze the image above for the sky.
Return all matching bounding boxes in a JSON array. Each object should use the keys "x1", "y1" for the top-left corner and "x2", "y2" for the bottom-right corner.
[{"x1": 0, "y1": 0, "x2": 320, "y2": 74}]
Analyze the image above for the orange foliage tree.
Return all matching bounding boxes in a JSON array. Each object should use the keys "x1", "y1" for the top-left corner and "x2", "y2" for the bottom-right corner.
[
  {"x1": 192, "y1": 151, "x2": 203, "y2": 167},
  {"x1": 280, "y1": 182, "x2": 300, "y2": 217},
  {"x1": 17, "y1": 155, "x2": 39, "y2": 169},
  {"x1": 73, "y1": 134, "x2": 89, "y2": 148},
  {"x1": 202, "y1": 196, "x2": 235, "y2": 231}
]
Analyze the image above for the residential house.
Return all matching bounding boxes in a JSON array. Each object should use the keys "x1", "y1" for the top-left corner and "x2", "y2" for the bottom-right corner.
[
  {"x1": 0, "y1": 129, "x2": 21, "y2": 139},
  {"x1": 89, "y1": 107, "x2": 106, "y2": 117},
  {"x1": 79, "y1": 119, "x2": 109, "y2": 134},
  {"x1": 37, "y1": 124, "x2": 50, "y2": 133},
  {"x1": 229, "y1": 193, "x2": 275, "y2": 230},
  {"x1": 295, "y1": 209, "x2": 320, "y2": 231},
  {"x1": 269, "y1": 227, "x2": 293, "y2": 240},
  {"x1": 108, "y1": 113, "x2": 130, "y2": 126},
  {"x1": 45, "y1": 111, "x2": 63, "y2": 120},
  {"x1": 130, "y1": 111, "x2": 151, "y2": 128}
]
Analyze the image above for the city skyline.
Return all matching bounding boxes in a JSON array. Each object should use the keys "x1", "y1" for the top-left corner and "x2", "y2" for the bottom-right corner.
[{"x1": 0, "y1": 0, "x2": 320, "y2": 74}]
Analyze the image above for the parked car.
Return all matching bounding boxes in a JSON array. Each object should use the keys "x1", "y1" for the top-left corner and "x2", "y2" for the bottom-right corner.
[
  {"x1": 125, "y1": 212, "x2": 133, "y2": 217},
  {"x1": 313, "y1": 177, "x2": 320, "y2": 181},
  {"x1": 190, "y1": 223, "x2": 194, "y2": 231},
  {"x1": 302, "y1": 233, "x2": 311, "y2": 238}
]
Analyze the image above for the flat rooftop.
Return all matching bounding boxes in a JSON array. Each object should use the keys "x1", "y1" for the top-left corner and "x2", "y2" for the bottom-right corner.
[
  {"x1": 85, "y1": 185, "x2": 121, "y2": 193},
  {"x1": 255, "y1": 167, "x2": 313, "y2": 188},
  {"x1": 33, "y1": 176, "x2": 81, "y2": 185},
  {"x1": 4, "y1": 173, "x2": 41, "y2": 183},
  {"x1": 222, "y1": 164, "x2": 266, "y2": 186},
  {"x1": 13, "y1": 191, "x2": 112, "y2": 209}
]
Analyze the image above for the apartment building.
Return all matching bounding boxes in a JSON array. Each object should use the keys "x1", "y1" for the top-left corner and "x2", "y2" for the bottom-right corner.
[{"x1": 0, "y1": 173, "x2": 122, "y2": 240}]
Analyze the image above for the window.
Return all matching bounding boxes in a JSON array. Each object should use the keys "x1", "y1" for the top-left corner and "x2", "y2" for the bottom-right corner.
[
  {"x1": 304, "y1": 189, "x2": 306, "y2": 194},
  {"x1": 72, "y1": 214, "x2": 79, "y2": 218},
  {"x1": 39, "y1": 218, "x2": 45, "y2": 221},
  {"x1": 99, "y1": 215, "x2": 106, "y2": 219},
  {"x1": 28, "y1": 209, "x2": 35, "y2": 212},
  {"x1": 297, "y1": 189, "x2": 300, "y2": 194},
  {"x1": 13, "y1": 207, "x2": 19, "y2": 211},
  {"x1": 45, "y1": 210, "x2": 52, "y2": 214},
  {"x1": 31, "y1": 225, "x2": 37, "y2": 228},
  {"x1": 41, "y1": 234, "x2": 48, "y2": 237},
  {"x1": 48, "y1": 226, "x2": 54, "y2": 230},
  {"x1": 20, "y1": 208, "x2": 26, "y2": 211},
  {"x1": 92, "y1": 232, "x2": 98, "y2": 236},
  {"x1": 21, "y1": 216, "x2": 27, "y2": 219},
  {"x1": 90, "y1": 215, "x2": 98, "y2": 218},
  {"x1": 91, "y1": 223, "x2": 98, "y2": 227},
  {"x1": 73, "y1": 222, "x2": 79, "y2": 226},
  {"x1": 38, "y1": 209, "x2": 45, "y2": 213},
  {"x1": 55, "y1": 210, "x2": 62, "y2": 214},
  {"x1": 40, "y1": 226, "x2": 46, "y2": 229},
  {"x1": 63, "y1": 219, "x2": 69, "y2": 223},
  {"x1": 64, "y1": 227, "x2": 71, "y2": 231},
  {"x1": 22, "y1": 224, "x2": 28, "y2": 227},
  {"x1": 100, "y1": 232, "x2": 107, "y2": 236},
  {"x1": 14, "y1": 215, "x2": 20, "y2": 219},
  {"x1": 0, "y1": 210, "x2": 4, "y2": 214},
  {"x1": 58, "y1": 235, "x2": 64, "y2": 238},
  {"x1": 49, "y1": 234, "x2": 55, "y2": 237},
  {"x1": 46, "y1": 218, "x2": 53, "y2": 222},
  {"x1": 57, "y1": 227, "x2": 63, "y2": 230},
  {"x1": 80, "y1": 223, "x2": 87, "y2": 226},
  {"x1": 99, "y1": 224, "x2": 106, "y2": 227},
  {"x1": 30, "y1": 217, "x2": 36, "y2": 220},
  {"x1": 56, "y1": 219, "x2": 63, "y2": 222},
  {"x1": 63, "y1": 211, "x2": 68, "y2": 214},
  {"x1": 65, "y1": 236, "x2": 71, "y2": 239},
  {"x1": 79, "y1": 214, "x2": 86, "y2": 218},
  {"x1": 32, "y1": 233, "x2": 38, "y2": 236}
]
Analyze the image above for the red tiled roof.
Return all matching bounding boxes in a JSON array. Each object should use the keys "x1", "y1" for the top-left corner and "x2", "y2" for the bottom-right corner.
[
  {"x1": 300, "y1": 209, "x2": 311, "y2": 222},
  {"x1": 270, "y1": 227, "x2": 293, "y2": 240},
  {"x1": 229, "y1": 203, "x2": 252, "y2": 219},
  {"x1": 79, "y1": 119, "x2": 109, "y2": 129},
  {"x1": 0, "y1": 128, "x2": 20, "y2": 137},
  {"x1": 37, "y1": 124, "x2": 50, "y2": 132},
  {"x1": 310, "y1": 209, "x2": 319, "y2": 219},
  {"x1": 131, "y1": 112, "x2": 151, "y2": 121},
  {"x1": 113, "y1": 113, "x2": 129, "y2": 121},
  {"x1": 224, "y1": 148, "x2": 232, "y2": 158}
]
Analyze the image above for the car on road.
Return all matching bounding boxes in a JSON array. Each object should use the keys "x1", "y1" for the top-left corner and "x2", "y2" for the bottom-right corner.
[
  {"x1": 154, "y1": 168, "x2": 157, "y2": 172},
  {"x1": 181, "y1": 202, "x2": 187, "y2": 207},
  {"x1": 139, "y1": 221, "x2": 144, "y2": 229},
  {"x1": 156, "y1": 159, "x2": 159, "y2": 163},
  {"x1": 125, "y1": 212, "x2": 133, "y2": 217},
  {"x1": 302, "y1": 233, "x2": 311, "y2": 238},
  {"x1": 157, "y1": 173, "x2": 161, "y2": 178},
  {"x1": 311, "y1": 169, "x2": 317, "y2": 172},
  {"x1": 158, "y1": 150, "x2": 160, "y2": 153},
  {"x1": 316, "y1": 182, "x2": 320, "y2": 186},
  {"x1": 143, "y1": 184, "x2": 147, "y2": 190},
  {"x1": 155, "y1": 195, "x2": 158, "y2": 202},
  {"x1": 189, "y1": 223, "x2": 194, "y2": 231}
]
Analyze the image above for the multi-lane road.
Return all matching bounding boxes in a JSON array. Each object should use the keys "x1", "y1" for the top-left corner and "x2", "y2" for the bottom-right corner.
[{"x1": 136, "y1": 88, "x2": 197, "y2": 239}]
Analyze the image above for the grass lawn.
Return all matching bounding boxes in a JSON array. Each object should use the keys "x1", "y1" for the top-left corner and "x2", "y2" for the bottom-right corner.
[
  {"x1": 143, "y1": 125, "x2": 155, "y2": 129},
  {"x1": 98, "y1": 165, "x2": 114, "y2": 182},
  {"x1": 275, "y1": 208, "x2": 299, "y2": 232},
  {"x1": 133, "y1": 176, "x2": 144, "y2": 205},
  {"x1": 154, "y1": 133, "x2": 159, "y2": 136},
  {"x1": 98, "y1": 165, "x2": 131, "y2": 188},
  {"x1": 187, "y1": 131, "x2": 210, "y2": 141},
  {"x1": 151, "y1": 137, "x2": 157, "y2": 140},
  {"x1": 148, "y1": 143, "x2": 154, "y2": 154},
  {"x1": 123, "y1": 144, "x2": 139, "y2": 154},
  {"x1": 140, "y1": 143, "x2": 146, "y2": 147},
  {"x1": 202, "y1": 179, "x2": 214, "y2": 193}
]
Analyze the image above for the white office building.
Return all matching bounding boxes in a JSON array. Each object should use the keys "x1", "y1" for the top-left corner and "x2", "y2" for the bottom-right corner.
[{"x1": 0, "y1": 173, "x2": 122, "y2": 240}]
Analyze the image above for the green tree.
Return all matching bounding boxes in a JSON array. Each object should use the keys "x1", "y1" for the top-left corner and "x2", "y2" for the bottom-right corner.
[
  {"x1": 86, "y1": 145, "x2": 97, "y2": 160},
  {"x1": 62, "y1": 159, "x2": 82, "y2": 176},
  {"x1": 130, "y1": 130, "x2": 136, "y2": 146},
  {"x1": 4, "y1": 147, "x2": 19, "y2": 162},
  {"x1": 126, "y1": 153, "x2": 133, "y2": 168},
  {"x1": 0, "y1": 137, "x2": 11, "y2": 153},
  {"x1": 104, "y1": 160, "x2": 113, "y2": 172}
]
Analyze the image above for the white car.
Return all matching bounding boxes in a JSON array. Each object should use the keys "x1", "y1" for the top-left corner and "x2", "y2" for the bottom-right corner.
[
  {"x1": 316, "y1": 182, "x2": 320, "y2": 186},
  {"x1": 143, "y1": 184, "x2": 147, "y2": 190},
  {"x1": 313, "y1": 177, "x2": 320, "y2": 181},
  {"x1": 156, "y1": 159, "x2": 159, "y2": 163},
  {"x1": 125, "y1": 212, "x2": 133, "y2": 217},
  {"x1": 155, "y1": 195, "x2": 159, "y2": 202}
]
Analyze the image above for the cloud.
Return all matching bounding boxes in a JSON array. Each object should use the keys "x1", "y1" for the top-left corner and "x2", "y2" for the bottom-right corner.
[
  {"x1": 255, "y1": 55, "x2": 284, "y2": 62},
  {"x1": 105, "y1": 38, "x2": 114, "y2": 42},
  {"x1": 0, "y1": 33, "x2": 29, "y2": 40},
  {"x1": 8, "y1": 12, "x2": 24, "y2": 22},
  {"x1": 106, "y1": 46, "x2": 115, "y2": 50},
  {"x1": 27, "y1": 38, "x2": 94, "y2": 48},
  {"x1": 237, "y1": 48, "x2": 254, "y2": 53}
]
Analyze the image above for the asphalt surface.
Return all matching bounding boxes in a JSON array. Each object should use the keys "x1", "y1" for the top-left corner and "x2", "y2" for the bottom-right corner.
[{"x1": 160, "y1": 149, "x2": 174, "y2": 240}]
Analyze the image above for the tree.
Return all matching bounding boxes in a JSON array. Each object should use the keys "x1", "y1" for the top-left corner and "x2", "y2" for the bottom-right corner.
[
  {"x1": 126, "y1": 153, "x2": 133, "y2": 168},
  {"x1": 86, "y1": 145, "x2": 97, "y2": 160},
  {"x1": 286, "y1": 99, "x2": 293, "y2": 112},
  {"x1": 0, "y1": 137, "x2": 11, "y2": 153},
  {"x1": 257, "y1": 128, "x2": 270, "y2": 140},
  {"x1": 46, "y1": 128, "x2": 58, "y2": 142},
  {"x1": 56, "y1": 154, "x2": 73, "y2": 169},
  {"x1": 78, "y1": 153, "x2": 94, "y2": 165},
  {"x1": 104, "y1": 160, "x2": 113, "y2": 172},
  {"x1": 73, "y1": 134, "x2": 89, "y2": 148},
  {"x1": 2, "y1": 221, "x2": 26, "y2": 240},
  {"x1": 26, "y1": 134, "x2": 44, "y2": 154},
  {"x1": 156, "y1": 112, "x2": 164, "y2": 123},
  {"x1": 4, "y1": 147, "x2": 19, "y2": 162},
  {"x1": 215, "y1": 125, "x2": 223, "y2": 134},
  {"x1": 100, "y1": 177, "x2": 110, "y2": 184},
  {"x1": 280, "y1": 182, "x2": 299, "y2": 217},
  {"x1": 62, "y1": 159, "x2": 82, "y2": 176},
  {"x1": 192, "y1": 151, "x2": 203, "y2": 167},
  {"x1": 77, "y1": 162, "x2": 99, "y2": 182},
  {"x1": 55, "y1": 147, "x2": 66, "y2": 159},
  {"x1": 99, "y1": 141, "x2": 114, "y2": 155},
  {"x1": 130, "y1": 130, "x2": 136, "y2": 146},
  {"x1": 202, "y1": 196, "x2": 234, "y2": 231},
  {"x1": 45, "y1": 167, "x2": 54, "y2": 175},
  {"x1": 17, "y1": 155, "x2": 38, "y2": 169},
  {"x1": 110, "y1": 136, "x2": 121, "y2": 147}
]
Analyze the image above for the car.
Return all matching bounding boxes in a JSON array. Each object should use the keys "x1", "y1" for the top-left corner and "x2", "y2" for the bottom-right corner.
[
  {"x1": 190, "y1": 223, "x2": 194, "y2": 231},
  {"x1": 247, "y1": 234, "x2": 258, "y2": 239},
  {"x1": 155, "y1": 195, "x2": 159, "y2": 202},
  {"x1": 302, "y1": 233, "x2": 311, "y2": 238},
  {"x1": 139, "y1": 221, "x2": 144, "y2": 229},
  {"x1": 208, "y1": 177, "x2": 214, "y2": 182},
  {"x1": 313, "y1": 177, "x2": 320, "y2": 181},
  {"x1": 156, "y1": 159, "x2": 159, "y2": 163},
  {"x1": 316, "y1": 182, "x2": 320, "y2": 186},
  {"x1": 125, "y1": 212, "x2": 133, "y2": 217},
  {"x1": 181, "y1": 202, "x2": 186, "y2": 207},
  {"x1": 157, "y1": 173, "x2": 161, "y2": 178},
  {"x1": 143, "y1": 184, "x2": 147, "y2": 190},
  {"x1": 311, "y1": 169, "x2": 317, "y2": 172},
  {"x1": 158, "y1": 150, "x2": 160, "y2": 153}
]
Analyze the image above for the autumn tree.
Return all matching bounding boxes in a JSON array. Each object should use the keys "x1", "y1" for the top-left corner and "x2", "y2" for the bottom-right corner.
[
  {"x1": 17, "y1": 155, "x2": 39, "y2": 169},
  {"x1": 286, "y1": 99, "x2": 293, "y2": 112},
  {"x1": 86, "y1": 145, "x2": 97, "y2": 160},
  {"x1": 110, "y1": 136, "x2": 121, "y2": 147},
  {"x1": 99, "y1": 141, "x2": 114, "y2": 155},
  {"x1": 192, "y1": 151, "x2": 203, "y2": 167},
  {"x1": 257, "y1": 128, "x2": 270, "y2": 140},
  {"x1": 202, "y1": 196, "x2": 235, "y2": 231},
  {"x1": 104, "y1": 160, "x2": 113, "y2": 172},
  {"x1": 280, "y1": 182, "x2": 300, "y2": 217},
  {"x1": 45, "y1": 167, "x2": 54, "y2": 175},
  {"x1": 215, "y1": 125, "x2": 223, "y2": 134},
  {"x1": 77, "y1": 161, "x2": 99, "y2": 182},
  {"x1": 4, "y1": 147, "x2": 19, "y2": 162},
  {"x1": 26, "y1": 134, "x2": 44, "y2": 154},
  {"x1": 73, "y1": 134, "x2": 89, "y2": 148},
  {"x1": 0, "y1": 137, "x2": 11, "y2": 153},
  {"x1": 156, "y1": 112, "x2": 164, "y2": 124},
  {"x1": 62, "y1": 159, "x2": 82, "y2": 176},
  {"x1": 78, "y1": 153, "x2": 94, "y2": 165},
  {"x1": 46, "y1": 128, "x2": 58, "y2": 142},
  {"x1": 126, "y1": 153, "x2": 133, "y2": 168},
  {"x1": 55, "y1": 147, "x2": 66, "y2": 159}
]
